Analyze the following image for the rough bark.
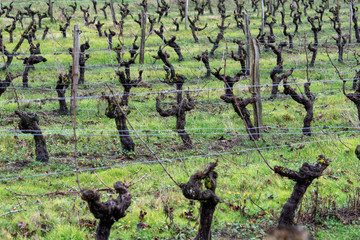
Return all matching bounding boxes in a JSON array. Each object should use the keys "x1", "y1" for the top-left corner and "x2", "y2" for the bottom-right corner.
[
  {"x1": 81, "y1": 181, "x2": 132, "y2": 240},
  {"x1": 172, "y1": 18, "x2": 180, "y2": 31},
  {"x1": 60, "y1": 6, "x2": 72, "y2": 24},
  {"x1": 270, "y1": 65, "x2": 294, "y2": 99},
  {"x1": 100, "y1": 3, "x2": 110, "y2": 19},
  {"x1": 156, "y1": 0, "x2": 170, "y2": 22},
  {"x1": 4, "y1": 20, "x2": 16, "y2": 43},
  {"x1": 103, "y1": 55, "x2": 142, "y2": 152},
  {"x1": 56, "y1": 67, "x2": 72, "y2": 115},
  {"x1": 343, "y1": 70, "x2": 360, "y2": 125},
  {"x1": 95, "y1": 20, "x2": 104, "y2": 37},
  {"x1": 0, "y1": 72, "x2": 17, "y2": 97},
  {"x1": 329, "y1": 6, "x2": 346, "y2": 63},
  {"x1": 353, "y1": 5, "x2": 360, "y2": 43},
  {"x1": 37, "y1": 13, "x2": 48, "y2": 29},
  {"x1": 79, "y1": 41, "x2": 90, "y2": 84},
  {"x1": 15, "y1": 111, "x2": 49, "y2": 162},
  {"x1": 104, "y1": 29, "x2": 116, "y2": 49},
  {"x1": 155, "y1": 24, "x2": 184, "y2": 61},
  {"x1": 59, "y1": 23, "x2": 69, "y2": 38},
  {"x1": 91, "y1": 0, "x2": 98, "y2": 14},
  {"x1": 188, "y1": 16, "x2": 207, "y2": 43},
  {"x1": 231, "y1": 39, "x2": 247, "y2": 75},
  {"x1": 22, "y1": 56, "x2": 47, "y2": 88},
  {"x1": 180, "y1": 161, "x2": 220, "y2": 240},
  {"x1": 274, "y1": 155, "x2": 330, "y2": 227},
  {"x1": 1, "y1": 21, "x2": 34, "y2": 71},
  {"x1": 207, "y1": 14, "x2": 229, "y2": 57},
  {"x1": 283, "y1": 69, "x2": 315, "y2": 136},
  {"x1": 194, "y1": 50, "x2": 211, "y2": 78},
  {"x1": 308, "y1": 43, "x2": 317, "y2": 67},
  {"x1": 153, "y1": 48, "x2": 196, "y2": 148},
  {"x1": 266, "y1": 42, "x2": 287, "y2": 67},
  {"x1": 42, "y1": 26, "x2": 49, "y2": 40},
  {"x1": 104, "y1": 99, "x2": 134, "y2": 152},
  {"x1": 211, "y1": 68, "x2": 259, "y2": 140},
  {"x1": 307, "y1": 16, "x2": 322, "y2": 46}
]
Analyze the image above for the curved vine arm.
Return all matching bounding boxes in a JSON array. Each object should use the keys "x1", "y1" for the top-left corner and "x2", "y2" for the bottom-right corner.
[{"x1": 156, "y1": 97, "x2": 178, "y2": 117}]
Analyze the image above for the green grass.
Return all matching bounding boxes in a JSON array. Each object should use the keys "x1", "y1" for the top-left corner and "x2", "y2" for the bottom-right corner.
[{"x1": 0, "y1": 0, "x2": 360, "y2": 239}]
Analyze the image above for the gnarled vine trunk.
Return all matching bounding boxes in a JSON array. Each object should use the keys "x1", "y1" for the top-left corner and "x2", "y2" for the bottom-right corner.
[
  {"x1": 15, "y1": 111, "x2": 49, "y2": 162},
  {"x1": 82, "y1": 181, "x2": 132, "y2": 240}
]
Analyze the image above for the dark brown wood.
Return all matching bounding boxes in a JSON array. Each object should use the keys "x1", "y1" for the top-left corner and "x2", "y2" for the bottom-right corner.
[
  {"x1": 153, "y1": 48, "x2": 195, "y2": 148},
  {"x1": 21, "y1": 56, "x2": 47, "y2": 88},
  {"x1": 212, "y1": 68, "x2": 259, "y2": 140},
  {"x1": 275, "y1": 155, "x2": 330, "y2": 226},
  {"x1": 343, "y1": 70, "x2": 360, "y2": 124},
  {"x1": 208, "y1": 14, "x2": 229, "y2": 57},
  {"x1": 188, "y1": 16, "x2": 207, "y2": 43},
  {"x1": 103, "y1": 60, "x2": 142, "y2": 152},
  {"x1": 308, "y1": 43, "x2": 317, "y2": 67},
  {"x1": 82, "y1": 181, "x2": 132, "y2": 240},
  {"x1": 104, "y1": 29, "x2": 116, "y2": 49},
  {"x1": 56, "y1": 67, "x2": 72, "y2": 115},
  {"x1": 0, "y1": 72, "x2": 17, "y2": 97},
  {"x1": 329, "y1": 6, "x2": 347, "y2": 63},
  {"x1": 15, "y1": 111, "x2": 49, "y2": 162},
  {"x1": 283, "y1": 68, "x2": 315, "y2": 136},
  {"x1": 155, "y1": 24, "x2": 184, "y2": 61},
  {"x1": 1, "y1": 21, "x2": 34, "y2": 71},
  {"x1": 194, "y1": 50, "x2": 211, "y2": 78},
  {"x1": 180, "y1": 162, "x2": 220, "y2": 240},
  {"x1": 71, "y1": 25, "x2": 80, "y2": 114}
]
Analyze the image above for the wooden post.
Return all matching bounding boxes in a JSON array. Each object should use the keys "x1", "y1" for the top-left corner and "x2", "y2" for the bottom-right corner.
[
  {"x1": 349, "y1": 1, "x2": 353, "y2": 43},
  {"x1": 49, "y1": 0, "x2": 53, "y2": 23},
  {"x1": 139, "y1": 9, "x2": 146, "y2": 64},
  {"x1": 71, "y1": 25, "x2": 80, "y2": 114},
  {"x1": 244, "y1": 13, "x2": 251, "y2": 75},
  {"x1": 110, "y1": 0, "x2": 117, "y2": 25},
  {"x1": 250, "y1": 39, "x2": 263, "y2": 137},
  {"x1": 261, "y1": 0, "x2": 265, "y2": 35},
  {"x1": 185, "y1": 0, "x2": 189, "y2": 30}
]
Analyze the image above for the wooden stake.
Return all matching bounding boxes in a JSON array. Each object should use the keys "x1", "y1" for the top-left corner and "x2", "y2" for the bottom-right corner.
[
  {"x1": 349, "y1": 1, "x2": 353, "y2": 43},
  {"x1": 139, "y1": 9, "x2": 146, "y2": 64},
  {"x1": 49, "y1": 0, "x2": 53, "y2": 23},
  {"x1": 261, "y1": 0, "x2": 265, "y2": 35},
  {"x1": 250, "y1": 39, "x2": 263, "y2": 136},
  {"x1": 185, "y1": 0, "x2": 189, "y2": 30},
  {"x1": 71, "y1": 25, "x2": 80, "y2": 114},
  {"x1": 110, "y1": 0, "x2": 117, "y2": 25},
  {"x1": 244, "y1": 13, "x2": 251, "y2": 75}
]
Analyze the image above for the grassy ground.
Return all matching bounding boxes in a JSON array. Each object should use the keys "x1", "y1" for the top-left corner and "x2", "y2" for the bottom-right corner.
[{"x1": 0, "y1": 0, "x2": 360, "y2": 239}]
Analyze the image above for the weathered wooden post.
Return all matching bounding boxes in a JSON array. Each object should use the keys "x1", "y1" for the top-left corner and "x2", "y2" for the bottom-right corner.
[
  {"x1": 49, "y1": 0, "x2": 53, "y2": 23},
  {"x1": 139, "y1": 9, "x2": 146, "y2": 64},
  {"x1": 349, "y1": 1, "x2": 353, "y2": 43},
  {"x1": 244, "y1": 13, "x2": 251, "y2": 75},
  {"x1": 71, "y1": 25, "x2": 80, "y2": 114},
  {"x1": 261, "y1": 0, "x2": 265, "y2": 35},
  {"x1": 110, "y1": 0, "x2": 117, "y2": 25},
  {"x1": 185, "y1": 0, "x2": 189, "y2": 30},
  {"x1": 250, "y1": 39, "x2": 263, "y2": 137}
]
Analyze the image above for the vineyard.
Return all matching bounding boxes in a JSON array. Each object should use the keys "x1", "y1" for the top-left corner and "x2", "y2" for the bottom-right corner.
[{"x1": 0, "y1": 0, "x2": 360, "y2": 239}]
